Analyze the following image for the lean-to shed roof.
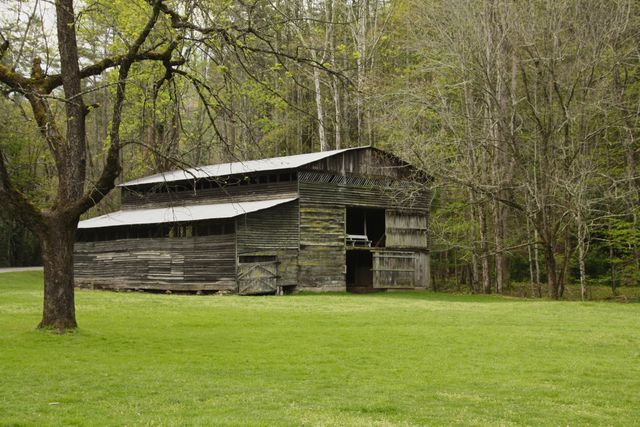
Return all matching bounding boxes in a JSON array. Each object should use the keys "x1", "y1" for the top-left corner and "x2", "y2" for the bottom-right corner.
[
  {"x1": 121, "y1": 147, "x2": 366, "y2": 187},
  {"x1": 78, "y1": 197, "x2": 297, "y2": 229}
]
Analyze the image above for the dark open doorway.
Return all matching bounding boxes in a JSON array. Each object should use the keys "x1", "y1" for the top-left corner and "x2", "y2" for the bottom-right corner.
[{"x1": 346, "y1": 250, "x2": 374, "y2": 292}]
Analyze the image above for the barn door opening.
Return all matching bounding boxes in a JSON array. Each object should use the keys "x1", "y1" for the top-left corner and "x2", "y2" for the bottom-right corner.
[
  {"x1": 346, "y1": 207, "x2": 385, "y2": 247},
  {"x1": 346, "y1": 250, "x2": 374, "y2": 293}
]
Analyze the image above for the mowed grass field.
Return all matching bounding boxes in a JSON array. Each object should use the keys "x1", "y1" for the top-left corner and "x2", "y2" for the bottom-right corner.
[{"x1": 1, "y1": 272, "x2": 639, "y2": 426}]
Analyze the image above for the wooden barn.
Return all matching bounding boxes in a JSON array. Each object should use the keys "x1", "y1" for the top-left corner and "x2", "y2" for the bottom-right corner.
[{"x1": 74, "y1": 146, "x2": 431, "y2": 294}]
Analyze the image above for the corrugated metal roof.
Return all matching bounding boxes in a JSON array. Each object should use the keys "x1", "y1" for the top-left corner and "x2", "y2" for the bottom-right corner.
[
  {"x1": 121, "y1": 146, "x2": 366, "y2": 187},
  {"x1": 78, "y1": 197, "x2": 297, "y2": 229}
]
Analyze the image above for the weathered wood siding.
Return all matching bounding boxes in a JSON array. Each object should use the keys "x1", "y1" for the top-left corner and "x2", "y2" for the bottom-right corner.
[
  {"x1": 297, "y1": 203, "x2": 346, "y2": 291},
  {"x1": 298, "y1": 157, "x2": 430, "y2": 291},
  {"x1": 236, "y1": 201, "x2": 299, "y2": 251},
  {"x1": 306, "y1": 147, "x2": 416, "y2": 180},
  {"x1": 236, "y1": 200, "x2": 299, "y2": 287},
  {"x1": 372, "y1": 250, "x2": 429, "y2": 289},
  {"x1": 298, "y1": 172, "x2": 430, "y2": 209},
  {"x1": 74, "y1": 233, "x2": 236, "y2": 291},
  {"x1": 386, "y1": 210, "x2": 429, "y2": 249},
  {"x1": 121, "y1": 181, "x2": 298, "y2": 209},
  {"x1": 372, "y1": 251, "x2": 415, "y2": 288},
  {"x1": 414, "y1": 251, "x2": 430, "y2": 289}
]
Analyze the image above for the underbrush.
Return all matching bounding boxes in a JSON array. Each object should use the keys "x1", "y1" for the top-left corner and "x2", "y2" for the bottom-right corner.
[{"x1": 431, "y1": 279, "x2": 640, "y2": 302}]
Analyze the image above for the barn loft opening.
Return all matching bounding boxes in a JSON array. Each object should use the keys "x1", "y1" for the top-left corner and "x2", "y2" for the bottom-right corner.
[
  {"x1": 345, "y1": 207, "x2": 385, "y2": 247},
  {"x1": 75, "y1": 219, "x2": 234, "y2": 242}
]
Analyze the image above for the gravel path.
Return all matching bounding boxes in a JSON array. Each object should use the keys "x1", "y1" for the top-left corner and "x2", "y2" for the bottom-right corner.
[{"x1": 0, "y1": 266, "x2": 43, "y2": 273}]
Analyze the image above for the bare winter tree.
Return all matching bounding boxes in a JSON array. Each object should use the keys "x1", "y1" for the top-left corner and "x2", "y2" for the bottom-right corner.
[{"x1": 378, "y1": 0, "x2": 636, "y2": 298}]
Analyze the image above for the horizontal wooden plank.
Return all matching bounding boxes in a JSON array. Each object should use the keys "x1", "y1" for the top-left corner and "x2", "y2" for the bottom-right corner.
[
  {"x1": 74, "y1": 233, "x2": 237, "y2": 290},
  {"x1": 236, "y1": 200, "x2": 299, "y2": 251},
  {"x1": 299, "y1": 179, "x2": 430, "y2": 210}
]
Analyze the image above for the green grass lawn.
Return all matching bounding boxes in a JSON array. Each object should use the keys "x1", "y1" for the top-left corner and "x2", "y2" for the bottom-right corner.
[{"x1": 1, "y1": 272, "x2": 639, "y2": 426}]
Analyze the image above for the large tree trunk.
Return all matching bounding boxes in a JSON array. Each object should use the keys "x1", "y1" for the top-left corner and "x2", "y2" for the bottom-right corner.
[
  {"x1": 33, "y1": 0, "x2": 84, "y2": 332},
  {"x1": 38, "y1": 218, "x2": 78, "y2": 331},
  {"x1": 56, "y1": 0, "x2": 87, "y2": 203}
]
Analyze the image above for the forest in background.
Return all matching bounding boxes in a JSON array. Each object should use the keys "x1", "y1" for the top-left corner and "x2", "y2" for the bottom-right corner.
[{"x1": 1, "y1": 0, "x2": 639, "y2": 300}]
